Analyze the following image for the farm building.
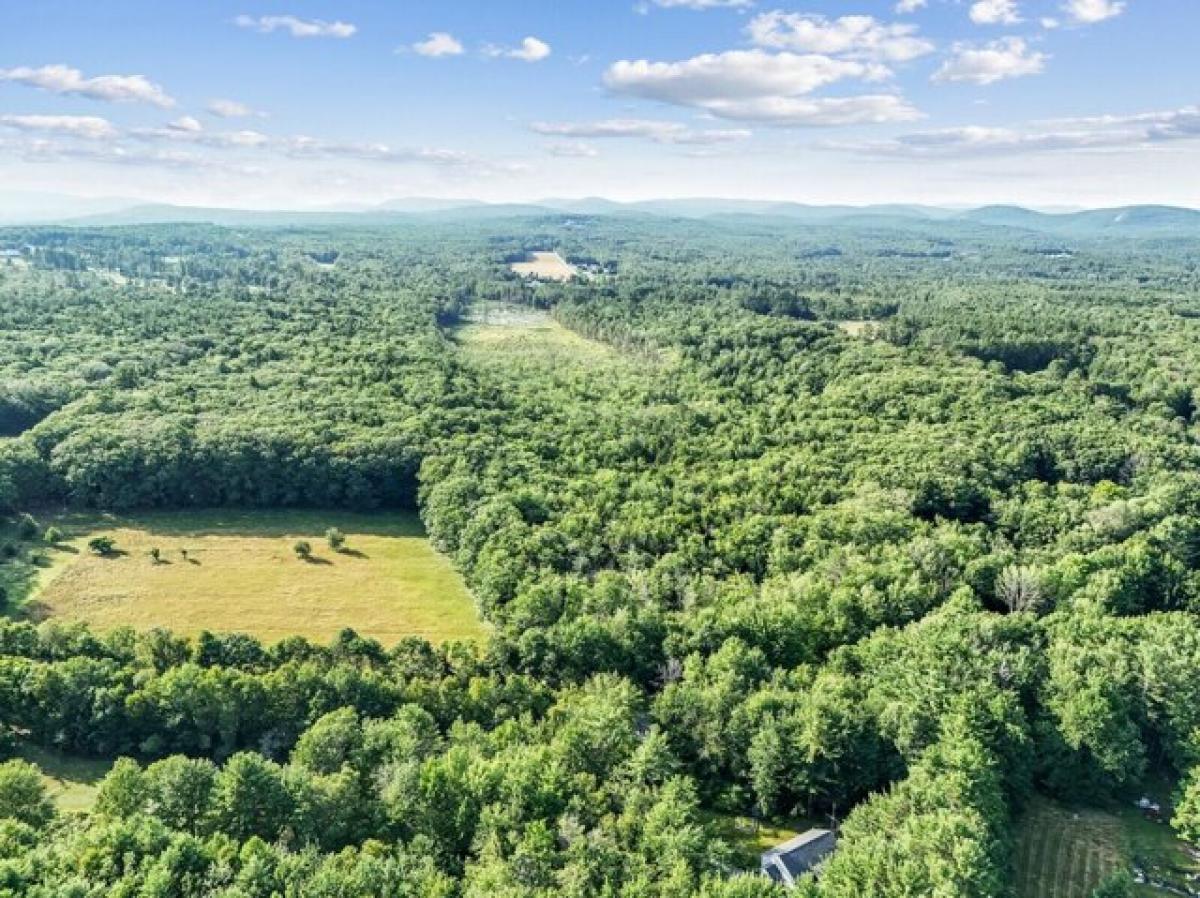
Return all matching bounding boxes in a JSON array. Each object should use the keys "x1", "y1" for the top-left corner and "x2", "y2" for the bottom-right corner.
[{"x1": 760, "y1": 829, "x2": 837, "y2": 887}]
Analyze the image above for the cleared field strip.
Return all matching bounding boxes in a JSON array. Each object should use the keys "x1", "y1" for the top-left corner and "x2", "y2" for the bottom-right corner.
[
  {"x1": 1015, "y1": 799, "x2": 1124, "y2": 898},
  {"x1": 455, "y1": 306, "x2": 623, "y2": 368},
  {"x1": 510, "y1": 251, "x2": 579, "y2": 281},
  {"x1": 24, "y1": 509, "x2": 485, "y2": 646}
]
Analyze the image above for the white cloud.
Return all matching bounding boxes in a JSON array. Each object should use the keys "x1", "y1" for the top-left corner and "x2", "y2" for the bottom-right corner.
[
  {"x1": 0, "y1": 64, "x2": 174, "y2": 107},
  {"x1": 206, "y1": 98, "x2": 258, "y2": 118},
  {"x1": 969, "y1": 0, "x2": 1023, "y2": 25},
  {"x1": 2, "y1": 120, "x2": 515, "y2": 180},
  {"x1": 412, "y1": 32, "x2": 464, "y2": 57},
  {"x1": 532, "y1": 118, "x2": 751, "y2": 144},
  {"x1": 829, "y1": 105, "x2": 1200, "y2": 158},
  {"x1": 0, "y1": 137, "x2": 223, "y2": 170},
  {"x1": 130, "y1": 124, "x2": 271, "y2": 148},
  {"x1": 485, "y1": 36, "x2": 552, "y2": 62},
  {"x1": 278, "y1": 135, "x2": 512, "y2": 171},
  {"x1": 222, "y1": 130, "x2": 271, "y2": 148},
  {"x1": 747, "y1": 12, "x2": 935, "y2": 62},
  {"x1": 606, "y1": 51, "x2": 888, "y2": 104},
  {"x1": 1062, "y1": 0, "x2": 1125, "y2": 24},
  {"x1": 1041, "y1": 17, "x2": 1061, "y2": 28},
  {"x1": 0, "y1": 114, "x2": 118, "y2": 140},
  {"x1": 895, "y1": 0, "x2": 928, "y2": 11},
  {"x1": 933, "y1": 37, "x2": 1047, "y2": 85},
  {"x1": 168, "y1": 116, "x2": 203, "y2": 134},
  {"x1": 704, "y1": 94, "x2": 921, "y2": 126},
  {"x1": 603, "y1": 50, "x2": 916, "y2": 126},
  {"x1": 545, "y1": 141, "x2": 599, "y2": 158},
  {"x1": 233, "y1": 15, "x2": 356, "y2": 38}
]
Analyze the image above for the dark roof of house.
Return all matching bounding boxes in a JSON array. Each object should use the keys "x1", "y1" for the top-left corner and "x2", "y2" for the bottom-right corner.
[{"x1": 760, "y1": 829, "x2": 837, "y2": 887}]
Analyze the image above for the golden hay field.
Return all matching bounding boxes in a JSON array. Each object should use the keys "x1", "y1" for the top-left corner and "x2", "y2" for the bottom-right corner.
[
  {"x1": 23, "y1": 509, "x2": 484, "y2": 646},
  {"x1": 510, "y1": 251, "x2": 579, "y2": 281}
]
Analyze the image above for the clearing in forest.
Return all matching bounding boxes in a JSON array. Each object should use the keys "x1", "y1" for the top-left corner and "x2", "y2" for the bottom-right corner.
[
  {"x1": 705, "y1": 813, "x2": 825, "y2": 870},
  {"x1": 1014, "y1": 794, "x2": 1198, "y2": 898},
  {"x1": 510, "y1": 251, "x2": 578, "y2": 281},
  {"x1": 455, "y1": 303, "x2": 621, "y2": 368},
  {"x1": 1015, "y1": 798, "x2": 1125, "y2": 898},
  {"x1": 836, "y1": 320, "x2": 879, "y2": 338},
  {"x1": 16, "y1": 745, "x2": 111, "y2": 813},
  {"x1": 21, "y1": 509, "x2": 484, "y2": 646}
]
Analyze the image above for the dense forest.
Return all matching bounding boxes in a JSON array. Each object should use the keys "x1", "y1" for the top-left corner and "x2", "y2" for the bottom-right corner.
[{"x1": 2, "y1": 212, "x2": 1200, "y2": 897}]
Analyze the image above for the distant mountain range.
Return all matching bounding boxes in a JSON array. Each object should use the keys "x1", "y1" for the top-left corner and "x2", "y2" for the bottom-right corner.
[{"x1": 2, "y1": 191, "x2": 1198, "y2": 238}]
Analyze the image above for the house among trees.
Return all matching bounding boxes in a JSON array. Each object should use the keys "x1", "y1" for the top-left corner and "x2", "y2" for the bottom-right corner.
[{"x1": 760, "y1": 829, "x2": 837, "y2": 887}]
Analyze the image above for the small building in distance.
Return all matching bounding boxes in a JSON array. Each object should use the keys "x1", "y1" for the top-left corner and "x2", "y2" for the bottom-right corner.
[{"x1": 760, "y1": 829, "x2": 837, "y2": 888}]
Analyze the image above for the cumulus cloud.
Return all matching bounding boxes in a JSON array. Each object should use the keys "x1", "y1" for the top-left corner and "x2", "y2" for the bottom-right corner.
[
  {"x1": 969, "y1": 0, "x2": 1023, "y2": 25},
  {"x1": 545, "y1": 141, "x2": 599, "y2": 158},
  {"x1": 412, "y1": 32, "x2": 464, "y2": 57},
  {"x1": 532, "y1": 118, "x2": 751, "y2": 145},
  {"x1": 895, "y1": 0, "x2": 928, "y2": 11},
  {"x1": 206, "y1": 98, "x2": 259, "y2": 118},
  {"x1": 933, "y1": 37, "x2": 1047, "y2": 84},
  {"x1": 747, "y1": 12, "x2": 934, "y2": 62},
  {"x1": 603, "y1": 50, "x2": 917, "y2": 125},
  {"x1": 0, "y1": 64, "x2": 174, "y2": 107},
  {"x1": 484, "y1": 36, "x2": 552, "y2": 62},
  {"x1": 828, "y1": 105, "x2": 1200, "y2": 158},
  {"x1": 607, "y1": 51, "x2": 888, "y2": 104},
  {"x1": 0, "y1": 114, "x2": 118, "y2": 140},
  {"x1": 233, "y1": 15, "x2": 356, "y2": 38},
  {"x1": 167, "y1": 116, "x2": 203, "y2": 134},
  {"x1": 1062, "y1": 0, "x2": 1125, "y2": 24}
]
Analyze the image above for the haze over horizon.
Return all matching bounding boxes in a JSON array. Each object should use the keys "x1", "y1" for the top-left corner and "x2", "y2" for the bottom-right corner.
[{"x1": 3, "y1": 0, "x2": 1197, "y2": 210}]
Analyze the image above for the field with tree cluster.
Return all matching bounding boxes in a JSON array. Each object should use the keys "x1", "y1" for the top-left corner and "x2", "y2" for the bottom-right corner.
[
  {"x1": 3, "y1": 210, "x2": 1200, "y2": 898},
  {"x1": 13, "y1": 509, "x2": 481, "y2": 645}
]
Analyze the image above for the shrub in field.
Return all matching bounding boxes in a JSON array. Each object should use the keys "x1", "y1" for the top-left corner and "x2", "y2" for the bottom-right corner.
[
  {"x1": 16, "y1": 514, "x2": 39, "y2": 540},
  {"x1": 88, "y1": 536, "x2": 115, "y2": 557}
]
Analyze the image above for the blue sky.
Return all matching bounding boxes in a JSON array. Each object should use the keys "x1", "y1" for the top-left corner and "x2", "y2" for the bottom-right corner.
[{"x1": 2, "y1": 0, "x2": 1196, "y2": 208}]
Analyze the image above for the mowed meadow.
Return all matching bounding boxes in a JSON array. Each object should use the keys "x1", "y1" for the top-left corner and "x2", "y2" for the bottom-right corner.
[{"x1": 19, "y1": 509, "x2": 484, "y2": 645}]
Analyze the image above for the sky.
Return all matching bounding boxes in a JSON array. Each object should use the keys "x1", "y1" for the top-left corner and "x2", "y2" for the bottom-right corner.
[{"x1": 1, "y1": 0, "x2": 1197, "y2": 209}]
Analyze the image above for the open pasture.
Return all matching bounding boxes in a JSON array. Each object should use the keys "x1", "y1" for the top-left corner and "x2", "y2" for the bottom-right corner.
[
  {"x1": 455, "y1": 304, "x2": 620, "y2": 367},
  {"x1": 22, "y1": 509, "x2": 484, "y2": 646},
  {"x1": 510, "y1": 250, "x2": 579, "y2": 281}
]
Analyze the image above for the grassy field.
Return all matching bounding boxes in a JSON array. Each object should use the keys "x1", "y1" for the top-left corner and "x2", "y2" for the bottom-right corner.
[
  {"x1": 1015, "y1": 797, "x2": 1125, "y2": 898},
  {"x1": 455, "y1": 306, "x2": 623, "y2": 370},
  {"x1": 510, "y1": 251, "x2": 578, "y2": 281},
  {"x1": 16, "y1": 745, "x2": 112, "y2": 813},
  {"x1": 457, "y1": 311, "x2": 614, "y2": 355},
  {"x1": 1014, "y1": 793, "x2": 1199, "y2": 898},
  {"x1": 15, "y1": 509, "x2": 485, "y2": 645}
]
